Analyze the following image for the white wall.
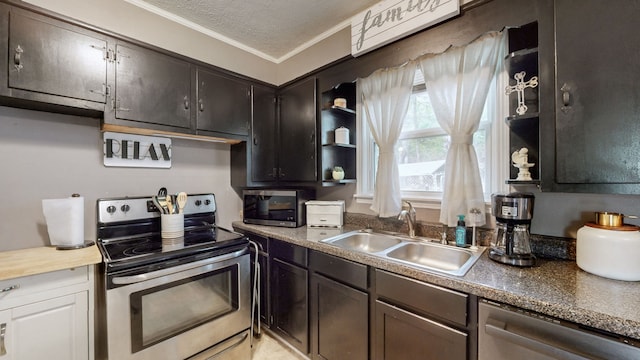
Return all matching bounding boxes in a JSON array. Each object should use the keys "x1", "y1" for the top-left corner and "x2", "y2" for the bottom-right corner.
[{"x1": 0, "y1": 107, "x2": 240, "y2": 251}]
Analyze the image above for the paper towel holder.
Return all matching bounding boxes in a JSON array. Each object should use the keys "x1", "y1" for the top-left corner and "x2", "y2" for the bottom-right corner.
[{"x1": 57, "y1": 193, "x2": 94, "y2": 250}]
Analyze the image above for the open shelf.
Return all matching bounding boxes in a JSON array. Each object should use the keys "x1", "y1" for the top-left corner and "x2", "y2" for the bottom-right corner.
[
  {"x1": 322, "y1": 143, "x2": 356, "y2": 149},
  {"x1": 320, "y1": 82, "x2": 357, "y2": 186},
  {"x1": 505, "y1": 179, "x2": 541, "y2": 185}
]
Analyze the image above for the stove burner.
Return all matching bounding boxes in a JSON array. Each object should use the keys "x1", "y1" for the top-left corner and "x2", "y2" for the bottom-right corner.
[{"x1": 123, "y1": 238, "x2": 154, "y2": 257}]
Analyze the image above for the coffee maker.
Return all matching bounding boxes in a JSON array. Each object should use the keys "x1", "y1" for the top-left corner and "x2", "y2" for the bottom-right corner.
[{"x1": 490, "y1": 192, "x2": 536, "y2": 267}]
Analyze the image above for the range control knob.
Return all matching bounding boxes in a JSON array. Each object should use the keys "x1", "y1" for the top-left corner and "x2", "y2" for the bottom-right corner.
[
  {"x1": 121, "y1": 204, "x2": 130, "y2": 213},
  {"x1": 204, "y1": 199, "x2": 211, "y2": 205},
  {"x1": 195, "y1": 200, "x2": 202, "y2": 206},
  {"x1": 106, "y1": 205, "x2": 117, "y2": 214}
]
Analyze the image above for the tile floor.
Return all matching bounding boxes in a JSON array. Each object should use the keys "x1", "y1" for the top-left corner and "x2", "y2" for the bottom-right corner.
[{"x1": 251, "y1": 331, "x2": 307, "y2": 360}]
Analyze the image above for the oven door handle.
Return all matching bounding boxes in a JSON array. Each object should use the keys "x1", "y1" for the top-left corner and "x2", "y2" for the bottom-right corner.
[{"x1": 112, "y1": 249, "x2": 247, "y2": 285}]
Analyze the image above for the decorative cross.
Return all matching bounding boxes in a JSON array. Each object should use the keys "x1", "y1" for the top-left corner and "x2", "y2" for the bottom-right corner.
[{"x1": 505, "y1": 71, "x2": 539, "y2": 115}]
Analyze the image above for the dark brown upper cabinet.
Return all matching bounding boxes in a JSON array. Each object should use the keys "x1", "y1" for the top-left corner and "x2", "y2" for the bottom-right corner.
[
  {"x1": 0, "y1": 5, "x2": 107, "y2": 112},
  {"x1": 543, "y1": 0, "x2": 640, "y2": 194},
  {"x1": 104, "y1": 42, "x2": 194, "y2": 133},
  {"x1": 231, "y1": 76, "x2": 319, "y2": 188},
  {"x1": 250, "y1": 84, "x2": 278, "y2": 183},
  {"x1": 196, "y1": 67, "x2": 251, "y2": 137},
  {"x1": 277, "y1": 77, "x2": 318, "y2": 183}
]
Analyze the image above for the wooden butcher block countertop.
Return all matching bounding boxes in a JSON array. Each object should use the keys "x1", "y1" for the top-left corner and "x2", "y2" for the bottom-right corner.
[{"x1": 0, "y1": 244, "x2": 103, "y2": 281}]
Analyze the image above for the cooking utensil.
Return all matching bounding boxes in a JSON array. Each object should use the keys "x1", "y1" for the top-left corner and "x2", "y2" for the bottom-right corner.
[
  {"x1": 177, "y1": 192, "x2": 187, "y2": 214},
  {"x1": 152, "y1": 196, "x2": 166, "y2": 214},
  {"x1": 158, "y1": 187, "x2": 167, "y2": 197},
  {"x1": 166, "y1": 196, "x2": 174, "y2": 214},
  {"x1": 594, "y1": 211, "x2": 638, "y2": 227}
]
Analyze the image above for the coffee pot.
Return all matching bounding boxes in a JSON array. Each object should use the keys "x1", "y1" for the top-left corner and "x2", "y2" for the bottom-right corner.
[{"x1": 490, "y1": 192, "x2": 536, "y2": 267}]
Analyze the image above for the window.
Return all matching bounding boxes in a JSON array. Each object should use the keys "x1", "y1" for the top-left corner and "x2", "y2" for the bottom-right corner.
[{"x1": 356, "y1": 69, "x2": 509, "y2": 206}]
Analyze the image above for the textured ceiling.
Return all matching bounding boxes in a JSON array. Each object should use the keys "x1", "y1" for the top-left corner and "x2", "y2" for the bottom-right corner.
[{"x1": 129, "y1": 0, "x2": 379, "y2": 61}]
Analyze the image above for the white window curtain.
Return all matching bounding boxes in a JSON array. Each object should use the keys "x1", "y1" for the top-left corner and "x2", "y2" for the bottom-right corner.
[
  {"x1": 359, "y1": 61, "x2": 417, "y2": 217},
  {"x1": 417, "y1": 31, "x2": 506, "y2": 227}
]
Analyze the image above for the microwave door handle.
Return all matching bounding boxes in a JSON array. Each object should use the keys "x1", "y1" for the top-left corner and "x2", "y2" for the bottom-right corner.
[
  {"x1": 112, "y1": 249, "x2": 246, "y2": 285},
  {"x1": 484, "y1": 318, "x2": 597, "y2": 360}
]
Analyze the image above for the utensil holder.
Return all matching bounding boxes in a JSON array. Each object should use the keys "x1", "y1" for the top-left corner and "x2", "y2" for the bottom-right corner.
[{"x1": 161, "y1": 213, "x2": 184, "y2": 239}]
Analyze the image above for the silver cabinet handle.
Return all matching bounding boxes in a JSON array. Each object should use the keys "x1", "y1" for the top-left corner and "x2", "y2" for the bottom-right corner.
[
  {"x1": 560, "y1": 83, "x2": 572, "y2": 113},
  {"x1": 14, "y1": 45, "x2": 23, "y2": 71},
  {"x1": 0, "y1": 323, "x2": 6, "y2": 356},
  {"x1": 184, "y1": 95, "x2": 189, "y2": 110},
  {"x1": 198, "y1": 99, "x2": 204, "y2": 112},
  {"x1": 1, "y1": 285, "x2": 18, "y2": 293}
]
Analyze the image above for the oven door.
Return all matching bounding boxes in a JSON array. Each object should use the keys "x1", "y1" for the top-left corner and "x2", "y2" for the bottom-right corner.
[{"x1": 105, "y1": 250, "x2": 251, "y2": 360}]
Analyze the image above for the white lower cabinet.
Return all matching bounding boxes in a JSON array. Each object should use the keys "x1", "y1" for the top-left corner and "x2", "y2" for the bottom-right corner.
[{"x1": 0, "y1": 267, "x2": 93, "y2": 360}]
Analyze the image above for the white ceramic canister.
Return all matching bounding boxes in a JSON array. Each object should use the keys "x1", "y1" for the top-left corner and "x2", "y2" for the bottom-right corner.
[
  {"x1": 335, "y1": 127, "x2": 350, "y2": 144},
  {"x1": 576, "y1": 224, "x2": 640, "y2": 281}
]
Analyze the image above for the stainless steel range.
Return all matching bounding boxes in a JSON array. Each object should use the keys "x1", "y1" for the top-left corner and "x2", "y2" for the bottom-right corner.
[{"x1": 95, "y1": 193, "x2": 251, "y2": 360}]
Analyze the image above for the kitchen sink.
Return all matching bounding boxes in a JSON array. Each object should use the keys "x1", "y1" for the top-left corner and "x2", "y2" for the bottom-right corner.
[
  {"x1": 386, "y1": 242, "x2": 477, "y2": 275},
  {"x1": 321, "y1": 230, "x2": 484, "y2": 276},
  {"x1": 323, "y1": 232, "x2": 404, "y2": 253}
]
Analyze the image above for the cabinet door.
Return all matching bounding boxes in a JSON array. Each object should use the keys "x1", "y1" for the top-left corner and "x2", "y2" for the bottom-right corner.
[
  {"x1": 554, "y1": 0, "x2": 640, "y2": 187},
  {"x1": 7, "y1": 8, "x2": 107, "y2": 104},
  {"x1": 271, "y1": 257, "x2": 308, "y2": 354},
  {"x1": 6, "y1": 292, "x2": 89, "y2": 360},
  {"x1": 112, "y1": 43, "x2": 192, "y2": 130},
  {"x1": 278, "y1": 77, "x2": 317, "y2": 182},
  {"x1": 196, "y1": 68, "x2": 250, "y2": 136},
  {"x1": 375, "y1": 300, "x2": 467, "y2": 360},
  {"x1": 311, "y1": 273, "x2": 368, "y2": 360},
  {"x1": 252, "y1": 84, "x2": 278, "y2": 182}
]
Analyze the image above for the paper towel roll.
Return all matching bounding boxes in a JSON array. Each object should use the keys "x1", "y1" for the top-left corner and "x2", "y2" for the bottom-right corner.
[{"x1": 42, "y1": 195, "x2": 84, "y2": 247}]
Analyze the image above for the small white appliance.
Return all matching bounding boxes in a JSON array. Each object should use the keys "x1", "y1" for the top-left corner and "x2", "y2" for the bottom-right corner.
[{"x1": 306, "y1": 200, "x2": 345, "y2": 228}]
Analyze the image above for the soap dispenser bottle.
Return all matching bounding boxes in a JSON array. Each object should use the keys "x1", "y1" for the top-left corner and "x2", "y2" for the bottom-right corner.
[{"x1": 456, "y1": 215, "x2": 466, "y2": 247}]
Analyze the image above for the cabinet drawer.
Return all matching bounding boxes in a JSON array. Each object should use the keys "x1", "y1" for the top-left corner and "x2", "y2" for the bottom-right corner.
[
  {"x1": 375, "y1": 269, "x2": 467, "y2": 327},
  {"x1": 310, "y1": 250, "x2": 367, "y2": 290},
  {"x1": 307, "y1": 213, "x2": 343, "y2": 228},
  {"x1": 271, "y1": 239, "x2": 307, "y2": 267},
  {"x1": 0, "y1": 267, "x2": 89, "y2": 307}
]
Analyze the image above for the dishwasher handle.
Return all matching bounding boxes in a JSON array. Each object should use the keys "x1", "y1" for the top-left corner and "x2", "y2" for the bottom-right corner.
[{"x1": 485, "y1": 318, "x2": 601, "y2": 360}]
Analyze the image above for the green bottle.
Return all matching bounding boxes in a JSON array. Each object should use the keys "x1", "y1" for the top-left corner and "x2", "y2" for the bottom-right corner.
[{"x1": 455, "y1": 215, "x2": 466, "y2": 247}]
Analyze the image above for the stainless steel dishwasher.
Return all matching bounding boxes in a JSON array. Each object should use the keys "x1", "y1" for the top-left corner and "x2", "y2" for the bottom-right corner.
[{"x1": 478, "y1": 300, "x2": 640, "y2": 360}]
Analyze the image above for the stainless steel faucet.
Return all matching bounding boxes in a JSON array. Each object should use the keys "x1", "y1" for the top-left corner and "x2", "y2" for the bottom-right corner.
[{"x1": 398, "y1": 201, "x2": 417, "y2": 238}]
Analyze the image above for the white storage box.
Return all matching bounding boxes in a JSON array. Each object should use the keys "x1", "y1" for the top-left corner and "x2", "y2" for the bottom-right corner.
[{"x1": 306, "y1": 200, "x2": 345, "y2": 228}]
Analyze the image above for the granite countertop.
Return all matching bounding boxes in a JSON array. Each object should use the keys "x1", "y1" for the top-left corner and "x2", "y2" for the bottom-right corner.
[
  {"x1": 0, "y1": 244, "x2": 103, "y2": 281},
  {"x1": 233, "y1": 221, "x2": 640, "y2": 342}
]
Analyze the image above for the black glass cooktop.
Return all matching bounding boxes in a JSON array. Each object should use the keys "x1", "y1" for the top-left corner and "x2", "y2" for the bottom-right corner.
[{"x1": 99, "y1": 226, "x2": 246, "y2": 263}]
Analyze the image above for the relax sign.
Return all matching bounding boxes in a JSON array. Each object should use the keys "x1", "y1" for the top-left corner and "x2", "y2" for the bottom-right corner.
[
  {"x1": 351, "y1": 0, "x2": 460, "y2": 57},
  {"x1": 103, "y1": 132, "x2": 172, "y2": 168}
]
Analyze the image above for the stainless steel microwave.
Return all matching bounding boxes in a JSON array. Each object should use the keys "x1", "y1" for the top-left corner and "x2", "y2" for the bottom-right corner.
[{"x1": 242, "y1": 189, "x2": 313, "y2": 227}]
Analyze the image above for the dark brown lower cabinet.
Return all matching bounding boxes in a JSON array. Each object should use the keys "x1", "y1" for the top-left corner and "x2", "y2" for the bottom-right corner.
[
  {"x1": 271, "y1": 256, "x2": 308, "y2": 354},
  {"x1": 311, "y1": 273, "x2": 368, "y2": 360},
  {"x1": 374, "y1": 269, "x2": 475, "y2": 360},
  {"x1": 375, "y1": 300, "x2": 467, "y2": 360}
]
